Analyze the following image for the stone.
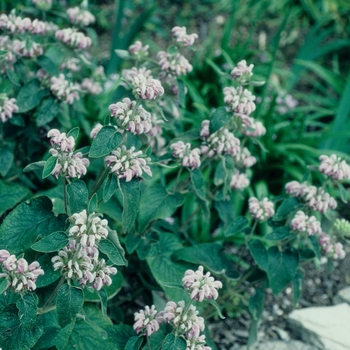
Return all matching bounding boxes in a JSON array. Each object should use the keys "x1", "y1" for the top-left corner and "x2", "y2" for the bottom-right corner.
[
  {"x1": 287, "y1": 303, "x2": 350, "y2": 350},
  {"x1": 334, "y1": 286, "x2": 350, "y2": 305},
  {"x1": 239, "y1": 340, "x2": 317, "y2": 350}
]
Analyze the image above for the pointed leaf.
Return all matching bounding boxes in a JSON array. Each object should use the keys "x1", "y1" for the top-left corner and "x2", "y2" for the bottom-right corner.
[
  {"x1": 162, "y1": 334, "x2": 186, "y2": 350},
  {"x1": 88, "y1": 193, "x2": 98, "y2": 214},
  {"x1": 42, "y1": 156, "x2": 57, "y2": 179},
  {"x1": 89, "y1": 126, "x2": 123, "y2": 158},
  {"x1": 99, "y1": 238, "x2": 127, "y2": 266},
  {"x1": 103, "y1": 173, "x2": 118, "y2": 202},
  {"x1": 67, "y1": 180, "x2": 88, "y2": 214},
  {"x1": 31, "y1": 231, "x2": 68, "y2": 253}
]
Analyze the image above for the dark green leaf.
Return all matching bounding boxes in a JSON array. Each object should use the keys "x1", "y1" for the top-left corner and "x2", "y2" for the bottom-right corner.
[
  {"x1": 0, "y1": 180, "x2": 30, "y2": 216},
  {"x1": 208, "y1": 299, "x2": 225, "y2": 319},
  {"x1": 23, "y1": 161, "x2": 46, "y2": 173},
  {"x1": 191, "y1": 169, "x2": 209, "y2": 217},
  {"x1": 88, "y1": 193, "x2": 98, "y2": 214},
  {"x1": 16, "y1": 294, "x2": 37, "y2": 329},
  {"x1": 209, "y1": 107, "x2": 231, "y2": 133},
  {"x1": 248, "y1": 239, "x2": 268, "y2": 270},
  {"x1": 67, "y1": 127, "x2": 80, "y2": 140},
  {"x1": 0, "y1": 278, "x2": 8, "y2": 294},
  {"x1": 299, "y1": 248, "x2": 316, "y2": 260},
  {"x1": 98, "y1": 289, "x2": 108, "y2": 317},
  {"x1": 37, "y1": 55, "x2": 59, "y2": 76},
  {"x1": 274, "y1": 197, "x2": 302, "y2": 220},
  {"x1": 105, "y1": 324, "x2": 135, "y2": 350},
  {"x1": 103, "y1": 173, "x2": 118, "y2": 202},
  {"x1": 42, "y1": 156, "x2": 57, "y2": 179},
  {"x1": 35, "y1": 254, "x2": 61, "y2": 288},
  {"x1": 7, "y1": 69, "x2": 20, "y2": 87},
  {"x1": 264, "y1": 227, "x2": 291, "y2": 241},
  {"x1": 36, "y1": 97, "x2": 60, "y2": 126},
  {"x1": 162, "y1": 334, "x2": 186, "y2": 350},
  {"x1": 67, "y1": 180, "x2": 88, "y2": 214},
  {"x1": 125, "y1": 336, "x2": 143, "y2": 350},
  {"x1": 89, "y1": 126, "x2": 123, "y2": 158},
  {"x1": 16, "y1": 80, "x2": 48, "y2": 113},
  {"x1": 248, "y1": 289, "x2": 264, "y2": 321},
  {"x1": 337, "y1": 182, "x2": 348, "y2": 204},
  {"x1": 99, "y1": 239, "x2": 127, "y2": 266},
  {"x1": 120, "y1": 179, "x2": 140, "y2": 233},
  {"x1": 125, "y1": 233, "x2": 142, "y2": 254},
  {"x1": 308, "y1": 235, "x2": 321, "y2": 259},
  {"x1": 292, "y1": 272, "x2": 304, "y2": 307},
  {"x1": 225, "y1": 216, "x2": 249, "y2": 236},
  {"x1": 0, "y1": 142, "x2": 14, "y2": 177},
  {"x1": 31, "y1": 231, "x2": 68, "y2": 253},
  {"x1": 177, "y1": 78, "x2": 186, "y2": 107}
]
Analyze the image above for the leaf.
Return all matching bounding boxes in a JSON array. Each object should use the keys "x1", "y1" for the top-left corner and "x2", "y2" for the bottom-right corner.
[
  {"x1": 36, "y1": 97, "x2": 60, "y2": 126},
  {"x1": 105, "y1": 324, "x2": 135, "y2": 350},
  {"x1": 292, "y1": 272, "x2": 304, "y2": 307},
  {"x1": 23, "y1": 161, "x2": 46, "y2": 173},
  {"x1": 7, "y1": 69, "x2": 20, "y2": 87},
  {"x1": 264, "y1": 227, "x2": 291, "y2": 241},
  {"x1": 0, "y1": 304, "x2": 43, "y2": 350},
  {"x1": 214, "y1": 155, "x2": 235, "y2": 196},
  {"x1": 299, "y1": 248, "x2": 316, "y2": 261},
  {"x1": 209, "y1": 107, "x2": 231, "y2": 133},
  {"x1": 177, "y1": 78, "x2": 186, "y2": 107},
  {"x1": 57, "y1": 284, "x2": 84, "y2": 328},
  {"x1": 125, "y1": 336, "x2": 143, "y2": 350},
  {"x1": 0, "y1": 180, "x2": 30, "y2": 216},
  {"x1": 31, "y1": 231, "x2": 68, "y2": 253},
  {"x1": 225, "y1": 216, "x2": 249, "y2": 237},
  {"x1": 67, "y1": 127, "x2": 80, "y2": 140},
  {"x1": 337, "y1": 182, "x2": 348, "y2": 204},
  {"x1": 208, "y1": 299, "x2": 225, "y2": 319},
  {"x1": 89, "y1": 126, "x2": 123, "y2": 158},
  {"x1": 309, "y1": 235, "x2": 321, "y2": 260},
  {"x1": 138, "y1": 184, "x2": 184, "y2": 232},
  {"x1": 42, "y1": 156, "x2": 57, "y2": 179},
  {"x1": 248, "y1": 289, "x2": 264, "y2": 321},
  {"x1": 162, "y1": 334, "x2": 186, "y2": 350},
  {"x1": 274, "y1": 197, "x2": 302, "y2": 220},
  {"x1": 248, "y1": 239, "x2": 268, "y2": 271},
  {"x1": 67, "y1": 180, "x2": 88, "y2": 214},
  {"x1": 114, "y1": 49, "x2": 130, "y2": 59},
  {"x1": 35, "y1": 254, "x2": 61, "y2": 288},
  {"x1": 37, "y1": 55, "x2": 59, "y2": 76},
  {"x1": 0, "y1": 278, "x2": 8, "y2": 294},
  {"x1": 16, "y1": 294, "x2": 37, "y2": 329},
  {"x1": 125, "y1": 233, "x2": 142, "y2": 254},
  {"x1": 16, "y1": 79, "x2": 48, "y2": 113},
  {"x1": 191, "y1": 169, "x2": 209, "y2": 217},
  {"x1": 103, "y1": 174, "x2": 118, "y2": 202},
  {"x1": 0, "y1": 142, "x2": 14, "y2": 177},
  {"x1": 99, "y1": 239, "x2": 127, "y2": 266},
  {"x1": 88, "y1": 193, "x2": 98, "y2": 214},
  {"x1": 119, "y1": 178, "x2": 140, "y2": 233},
  {"x1": 0, "y1": 196, "x2": 68, "y2": 254},
  {"x1": 98, "y1": 289, "x2": 108, "y2": 317}
]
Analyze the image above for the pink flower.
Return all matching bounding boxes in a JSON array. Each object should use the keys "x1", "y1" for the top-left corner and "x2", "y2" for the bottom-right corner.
[
  {"x1": 133, "y1": 305, "x2": 162, "y2": 336},
  {"x1": 132, "y1": 74, "x2": 164, "y2": 100},
  {"x1": 231, "y1": 60, "x2": 254, "y2": 83},
  {"x1": 171, "y1": 26, "x2": 198, "y2": 46},
  {"x1": 0, "y1": 96, "x2": 18, "y2": 123},
  {"x1": 249, "y1": 197, "x2": 275, "y2": 221},
  {"x1": 67, "y1": 7, "x2": 95, "y2": 27},
  {"x1": 56, "y1": 28, "x2": 92, "y2": 50},
  {"x1": 170, "y1": 141, "x2": 201, "y2": 169},
  {"x1": 157, "y1": 51, "x2": 193, "y2": 76},
  {"x1": 230, "y1": 170, "x2": 250, "y2": 190},
  {"x1": 90, "y1": 123, "x2": 103, "y2": 139},
  {"x1": 128, "y1": 41, "x2": 149, "y2": 57},
  {"x1": 291, "y1": 211, "x2": 321, "y2": 236},
  {"x1": 50, "y1": 74, "x2": 80, "y2": 104},
  {"x1": 319, "y1": 154, "x2": 350, "y2": 181}
]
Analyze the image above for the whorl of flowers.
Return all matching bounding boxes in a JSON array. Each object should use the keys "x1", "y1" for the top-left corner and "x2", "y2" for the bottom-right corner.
[
  {"x1": 50, "y1": 74, "x2": 80, "y2": 104},
  {"x1": 224, "y1": 86, "x2": 256, "y2": 116},
  {"x1": 67, "y1": 7, "x2": 95, "y2": 27},
  {"x1": 0, "y1": 95, "x2": 18, "y2": 123},
  {"x1": 81, "y1": 78, "x2": 103, "y2": 95},
  {"x1": 122, "y1": 67, "x2": 151, "y2": 84},
  {"x1": 0, "y1": 12, "x2": 49, "y2": 35},
  {"x1": 132, "y1": 74, "x2": 164, "y2": 100},
  {"x1": 90, "y1": 123, "x2": 103, "y2": 139},
  {"x1": 182, "y1": 265, "x2": 223, "y2": 301},
  {"x1": 234, "y1": 147, "x2": 257, "y2": 168},
  {"x1": 13, "y1": 39, "x2": 43, "y2": 57},
  {"x1": 133, "y1": 305, "x2": 163, "y2": 336},
  {"x1": 230, "y1": 170, "x2": 250, "y2": 191},
  {"x1": 157, "y1": 51, "x2": 193, "y2": 76},
  {"x1": 285, "y1": 181, "x2": 337, "y2": 213},
  {"x1": 318, "y1": 233, "x2": 346, "y2": 260},
  {"x1": 242, "y1": 119, "x2": 266, "y2": 137},
  {"x1": 105, "y1": 146, "x2": 152, "y2": 182},
  {"x1": 109, "y1": 97, "x2": 152, "y2": 135},
  {"x1": 0, "y1": 35, "x2": 16, "y2": 70},
  {"x1": 60, "y1": 57, "x2": 81, "y2": 72},
  {"x1": 69, "y1": 210, "x2": 109, "y2": 247},
  {"x1": 128, "y1": 40, "x2": 149, "y2": 59},
  {"x1": 231, "y1": 60, "x2": 254, "y2": 84},
  {"x1": 319, "y1": 154, "x2": 350, "y2": 181},
  {"x1": 55, "y1": 28, "x2": 92, "y2": 50},
  {"x1": 186, "y1": 332, "x2": 211, "y2": 350},
  {"x1": 333, "y1": 218, "x2": 350, "y2": 238},
  {"x1": 170, "y1": 141, "x2": 201, "y2": 170},
  {"x1": 276, "y1": 91, "x2": 298, "y2": 114},
  {"x1": 248, "y1": 197, "x2": 275, "y2": 222},
  {"x1": 0, "y1": 250, "x2": 44, "y2": 293},
  {"x1": 47, "y1": 129, "x2": 89, "y2": 179},
  {"x1": 32, "y1": 0, "x2": 52, "y2": 11},
  {"x1": 172, "y1": 26, "x2": 198, "y2": 46},
  {"x1": 51, "y1": 240, "x2": 117, "y2": 290},
  {"x1": 291, "y1": 211, "x2": 322, "y2": 236}
]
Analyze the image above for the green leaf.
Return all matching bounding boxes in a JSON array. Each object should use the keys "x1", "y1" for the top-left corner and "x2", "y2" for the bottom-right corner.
[
  {"x1": 191, "y1": 169, "x2": 209, "y2": 217},
  {"x1": 0, "y1": 278, "x2": 8, "y2": 294},
  {"x1": 167, "y1": 45, "x2": 178, "y2": 55},
  {"x1": 31, "y1": 231, "x2": 68, "y2": 253},
  {"x1": 138, "y1": 184, "x2": 184, "y2": 232},
  {"x1": 274, "y1": 197, "x2": 302, "y2": 220},
  {"x1": 105, "y1": 324, "x2": 135, "y2": 350},
  {"x1": 248, "y1": 319, "x2": 259, "y2": 348},
  {"x1": 57, "y1": 284, "x2": 84, "y2": 328},
  {"x1": 37, "y1": 55, "x2": 59, "y2": 76},
  {"x1": 162, "y1": 334, "x2": 186, "y2": 350},
  {"x1": 0, "y1": 196, "x2": 68, "y2": 254},
  {"x1": 209, "y1": 107, "x2": 231, "y2": 133},
  {"x1": 16, "y1": 79, "x2": 48, "y2": 113},
  {"x1": 208, "y1": 299, "x2": 225, "y2": 319},
  {"x1": 35, "y1": 254, "x2": 61, "y2": 288},
  {"x1": 67, "y1": 180, "x2": 88, "y2": 214},
  {"x1": 214, "y1": 155, "x2": 235, "y2": 196},
  {"x1": 0, "y1": 142, "x2": 14, "y2": 177},
  {"x1": 114, "y1": 49, "x2": 130, "y2": 59},
  {"x1": 248, "y1": 289, "x2": 264, "y2": 321},
  {"x1": 225, "y1": 216, "x2": 249, "y2": 237},
  {"x1": 16, "y1": 294, "x2": 37, "y2": 329},
  {"x1": 7, "y1": 69, "x2": 20, "y2": 87},
  {"x1": 292, "y1": 272, "x2": 304, "y2": 307},
  {"x1": 264, "y1": 227, "x2": 291, "y2": 241},
  {"x1": 177, "y1": 78, "x2": 186, "y2": 107},
  {"x1": 42, "y1": 156, "x2": 57, "y2": 179},
  {"x1": 119, "y1": 178, "x2": 140, "y2": 233},
  {"x1": 125, "y1": 233, "x2": 142, "y2": 254},
  {"x1": 103, "y1": 173, "x2": 118, "y2": 202},
  {"x1": 299, "y1": 248, "x2": 316, "y2": 260},
  {"x1": 248, "y1": 239, "x2": 268, "y2": 271},
  {"x1": 36, "y1": 97, "x2": 60, "y2": 126},
  {"x1": 88, "y1": 193, "x2": 98, "y2": 214},
  {"x1": 337, "y1": 182, "x2": 348, "y2": 204},
  {"x1": 98, "y1": 289, "x2": 108, "y2": 317},
  {"x1": 0, "y1": 180, "x2": 30, "y2": 216},
  {"x1": 67, "y1": 127, "x2": 80, "y2": 140},
  {"x1": 89, "y1": 126, "x2": 123, "y2": 158},
  {"x1": 125, "y1": 336, "x2": 143, "y2": 350},
  {"x1": 23, "y1": 161, "x2": 46, "y2": 173},
  {"x1": 0, "y1": 304, "x2": 43, "y2": 350},
  {"x1": 99, "y1": 239, "x2": 127, "y2": 266},
  {"x1": 308, "y1": 235, "x2": 321, "y2": 260}
]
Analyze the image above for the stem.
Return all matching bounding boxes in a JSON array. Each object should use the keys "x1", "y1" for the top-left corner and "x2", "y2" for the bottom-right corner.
[
  {"x1": 182, "y1": 298, "x2": 194, "y2": 318},
  {"x1": 179, "y1": 207, "x2": 201, "y2": 232},
  {"x1": 63, "y1": 177, "x2": 68, "y2": 215},
  {"x1": 232, "y1": 266, "x2": 258, "y2": 291},
  {"x1": 147, "y1": 336, "x2": 151, "y2": 350},
  {"x1": 89, "y1": 168, "x2": 110, "y2": 199},
  {"x1": 39, "y1": 276, "x2": 66, "y2": 314}
]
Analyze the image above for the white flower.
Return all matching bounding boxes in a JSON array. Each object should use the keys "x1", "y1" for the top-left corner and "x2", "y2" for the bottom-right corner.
[
  {"x1": 319, "y1": 154, "x2": 350, "y2": 181},
  {"x1": 291, "y1": 211, "x2": 321, "y2": 236},
  {"x1": 132, "y1": 74, "x2": 164, "y2": 100},
  {"x1": 172, "y1": 26, "x2": 198, "y2": 46},
  {"x1": 231, "y1": 60, "x2": 254, "y2": 83},
  {"x1": 230, "y1": 170, "x2": 250, "y2": 190},
  {"x1": 67, "y1": 7, "x2": 95, "y2": 27},
  {"x1": 157, "y1": 51, "x2": 193, "y2": 76},
  {"x1": 55, "y1": 28, "x2": 92, "y2": 50},
  {"x1": 133, "y1": 305, "x2": 162, "y2": 336},
  {"x1": 170, "y1": 141, "x2": 201, "y2": 169},
  {"x1": 50, "y1": 74, "x2": 80, "y2": 104},
  {"x1": 0, "y1": 95, "x2": 18, "y2": 123},
  {"x1": 248, "y1": 197, "x2": 275, "y2": 222}
]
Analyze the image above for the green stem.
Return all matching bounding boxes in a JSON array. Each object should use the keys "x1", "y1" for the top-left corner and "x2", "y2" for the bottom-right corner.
[
  {"x1": 232, "y1": 266, "x2": 258, "y2": 291},
  {"x1": 39, "y1": 276, "x2": 65, "y2": 314},
  {"x1": 63, "y1": 177, "x2": 68, "y2": 215},
  {"x1": 147, "y1": 336, "x2": 151, "y2": 350},
  {"x1": 89, "y1": 168, "x2": 110, "y2": 199}
]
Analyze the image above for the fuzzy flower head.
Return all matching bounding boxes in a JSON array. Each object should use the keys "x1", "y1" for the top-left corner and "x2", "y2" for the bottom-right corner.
[
  {"x1": 105, "y1": 145, "x2": 152, "y2": 182},
  {"x1": 69, "y1": 210, "x2": 109, "y2": 247},
  {"x1": 182, "y1": 266, "x2": 222, "y2": 301},
  {"x1": 172, "y1": 26, "x2": 198, "y2": 46},
  {"x1": 333, "y1": 218, "x2": 350, "y2": 238},
  {"x1": 67, "y1": 7, "x2": 95, "y2": 27},
  {"x1": 186, "y1": 332, "x2": 211, "y2": 350},
  {"x1": 48, "y1": 129, "x2": 75, "y2": 152},
  {"x1": 0, "y1": 94, "x2": 18, "y2": 123},
  {"x1": 109, "y1": 97, "x2": 152, "y2": 135},
  {"x1": 122, "y1": 67, "x2": 152, "y2": 84},
  {"x1": 90, "y1": 123, "x2": 103, "y2": 139},
  {"x1": 224, "y1": 86, "x2": 256, "y2": 116},
  {"x1": 0, "y1": 250, "x2": 44, "y2": 293},
  {"x1": 13, "y1": 39, "x2": 43, "y2": 57},
  {"x1": 242, "y1": 119, "x2": 266, "y2": 137},
  {"x1": 56, "y1": 28, "x2": 92, "y2": 50},
  {"x1": 132, "y1": 74, "x2": 164, "y2": 100},
  {"x1": 291, "y1": 211, "x2": 322, "y2": 236},
  {"x1": 60, "y1": 57, "x2": 81, "y2": 72},
  {"x1": 50, "y1": 74, "x2": 80, "y2": 104},
  {"x1": 230, "y1": 170, "x2": 250, "y2": 191},
  {"x1": 128, "y1": 41, "x2": 149, "y2": 59},
  {"x1": 81, "y1": 78, "x2": 103, "y2": 95},
  {"x1": 234, "y1": 147, "x2": 257, "y2": 168},
  {"x1": 170, "y1": 141, "x2": 201, "y2": 169},
  {"x1": 248, "y1": 197, "x2": 275, "y2": 222},
  {"x1": 133, "y1": 305, "x2": 163, "y2": 336},
  {"x1": 157, "y1": 51, "x2": 193, "y2": 76},
  {"x1": 319, "y1": 154, "x2": 350, "y2": 181},
  {"x1": 231, "y1": 60, "x2": 254, "y2": 84},
  {"x1": 318, "y1": 233, "x2": 346, "y2": 260}
]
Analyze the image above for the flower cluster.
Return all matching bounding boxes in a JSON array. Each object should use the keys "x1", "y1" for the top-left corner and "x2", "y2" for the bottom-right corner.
[
  {"x1": 285, "y1": 181, "x2": 337, "y2": 213},
  {"x1": 50, "y1": 74, "x2": 80, "y2": 104},
  {"x1": 319, "y1": 154, "x2": 350, "y2": 181},
  {"x1": 157, "y1": 51, "x2": 193, "y2": 76},
  {"x1": 109, "y1": 98, "x2": 152, "y2": 134},
  {"x1": 224, "y1": 86, "x2": 256, "y2": 116},
  {"x1": 122, "y1": 67, "x2": 151, "y2": 84},
  {"x1": 132, "y1": 74, "x2": 164, "y2": 100},
  {"x1": 81, "y1": 78, "x2": 103, "y2": 95},
  {"x1": 128, "y1": 40, "x2": 149, "y2": 59},
  {"x1": 230, "y1": 170, "x2": 250, "y2": 191},
  {"x1": 67, "y1": 7, "x2": 95, "y2": 27},
  {"x1": 48, "y1": 129, "x2": 89, "y2": 179},
  {"x1": 182, "y1": 265, "x2": 223, "y2": 301},
  {"x1": 318, "y1": 232, "x2": 346, "y2": 260},
  {"x1": 0, "y1": 94, "x2": 18, "y2": 123},
  {"x1": 241, "y1": 119, "x2": 266, "y2": 137},
  {"x1": 69, "y1": 210, "x2": 109, "y2": 247},
  {"x1": 231, "y1": 60, "x2": 254, "y2": 84},
  {"x1": 290, "y1": 211, "x2": 322, "y2": 236},
  {"x1": 105, "y1": 146, "x2": 152, "y2": 182},
  {"x1": 172, "y1": 26, "x2": 198, "y2": 46},
  {"x1": 170, "y1": 141, "x2": 201, "y2": 169},
  {"x1": 248, "y1": 197, "x2": 275, "y2": 222},
  {"x1": 234, "y1": 147, "x2": 257, "y2": 168},
  {"x1": 333, "y1": 218, "x2": 350, "y2": 238},
  {"x1": 0, "y1": 250, "x2": 44, "y2": 293},
  {"x1": 60, "y1": 57, "x2": 81, "y2": 72},
  {"x1": 133, "y1": 305, "x2": 163, "y2": 336},
  {"x1": 55, "y1": 28, "x2": 92, "y2": 50},
  {"x1": 13, "y1": 39, "x2": 43, "y2": 57}
]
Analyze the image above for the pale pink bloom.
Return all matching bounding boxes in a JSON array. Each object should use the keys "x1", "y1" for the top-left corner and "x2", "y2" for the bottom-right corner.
[
  {"x1": 200, "y1": 120, "x2": 210, "y2": 139},
  {"x1": 291, "y1": 211, "x2": 321, "y2": 236},
  {"x1": 230, "y1": 170, "x2": 250, "y2": 190},
  {"x1": 105, "y1": 145, "x2": 152, "y2": 181},
  {"x1": 50, "y1": 74, "x2": 80, "y2": 104},
  {"x1": 183, "y1": 266, "x2": 222, "y2": 301},
  {"x1": 186, "y1": 333, "x2": 211, "y2": 350},
  {"x1": 0, "y1": 250, "x2": 10, "y2": 263},
  {"x1": 147, "y1": 113, "x2": 164, "y2": 137},
  {"x1": 224, "y1": 86, "x2": 256, "y2": 115},
  {"x1": 48, "y1": 129, "x2": 75, "y2": 152},
  {"x1": 81, "y1": 78, "x2": 103, "y2": 95},
  {"x1": 157, "y1": 51, "x2": 193, "y2": 76},
  {"x1": 334, "y1": 242, "x2": 346, "y2": 260},
  {"x1": 0, "y1": 96, "x2": 18, "y2": 123},
  {"x1": 51, "y1": 152, "x2": 89, "y2": 179},
  {"x1": 172, "y1": 26, "x2": 198, "y2": 46},
  {"x1": 122, "y1": 67, "x2": 152, "y2": 84},
  {"x1": 90, "y1": 123, "x2": 103, "y2": 139},
  {"x1": 60, "y1": 58, "x2": 81, "y2": 72},
  {"x1": 231, "y1": 60, "x2": 254, "y2": 83},
  {"x1": 133, "y1": 305, "x2": 163, "y2": 336},
  {"x1": 67, "y1": 7, "x2": 95, "y2": 27},
  {"x1": 249, "y1": 197, "x2": 275, "y2": 222},
  {"x1": 170, "y1": 141, "x2": 201, "y2": 169},
  {"x1": 12, "y1": 39, "x2": 43, "y2": 57},
  {"x1": 285, "y1": 181, "x2": 307, "y2": 197},
  {"x1": 242, "y1": 119, "x2": 266, "y2": 137},
  {"x1": 234, "y1": 147, "x2": 256, "y2": 168},
  {"x1": 132, "y1": 74, "x2": 164, "y2": 100},
  {"x1": 318, "y1": 233, "x2": 346, "y2": 260},
  {"x1": 128, "y1": 40, "x2": 149, "y2": 57},
  {"x1": 55, "y1": 28, "x2": 92, "y2": 50},
  {"x1": 319, "y1": 154, "x2": 350, "y2": 181}
]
